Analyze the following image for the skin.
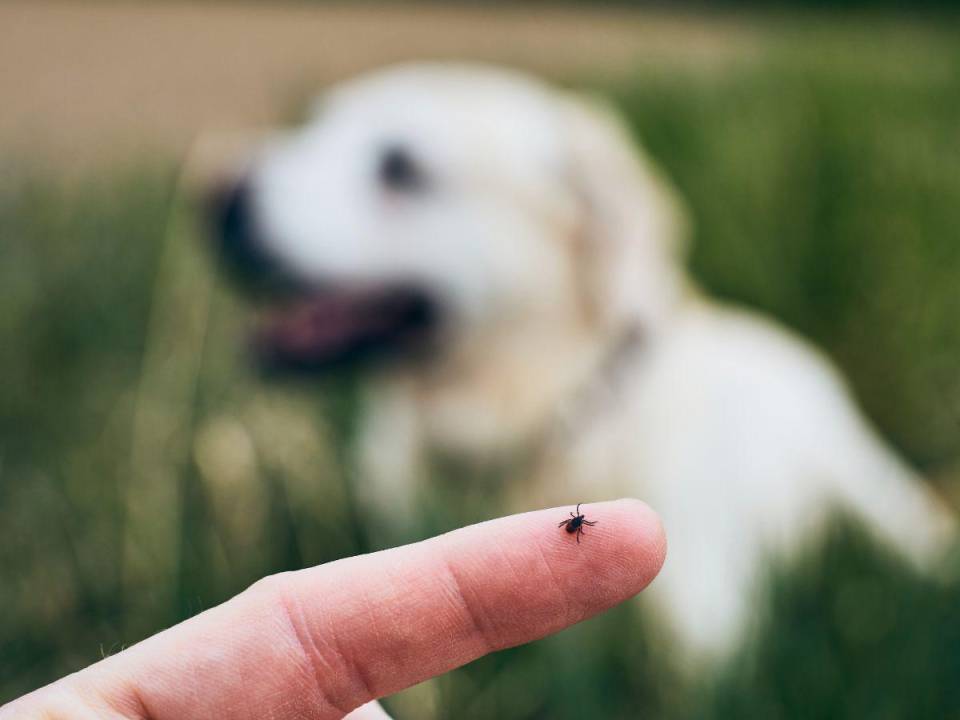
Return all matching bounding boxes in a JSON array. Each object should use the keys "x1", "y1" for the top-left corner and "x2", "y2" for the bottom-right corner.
[{"x1": 1, "y1": 499, "x2": 665, "y2": 720}]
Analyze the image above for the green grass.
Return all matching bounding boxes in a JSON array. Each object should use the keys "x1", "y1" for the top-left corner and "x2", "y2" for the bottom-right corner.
[
  {"x1": 2, "y1": 17, "x2": 960, "y2": 716},
  {"x1": 613, "y1": 37, "x2": 960, "y2": 470}
]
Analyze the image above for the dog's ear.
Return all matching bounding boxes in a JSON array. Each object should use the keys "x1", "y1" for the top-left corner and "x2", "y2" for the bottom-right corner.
[{"x1": 558, "y1": 93, "x2": 689, "y2": 334}]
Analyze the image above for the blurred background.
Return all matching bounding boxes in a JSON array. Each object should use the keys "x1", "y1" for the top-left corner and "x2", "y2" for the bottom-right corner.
[{"x1": 2, "y1": 1, "x2": 960, "y2": 717}]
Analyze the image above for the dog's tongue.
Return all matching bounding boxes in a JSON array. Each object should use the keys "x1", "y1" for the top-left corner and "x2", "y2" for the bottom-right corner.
[{"x1": 253, "y1": 285, "x2": 436, "y2": 372}]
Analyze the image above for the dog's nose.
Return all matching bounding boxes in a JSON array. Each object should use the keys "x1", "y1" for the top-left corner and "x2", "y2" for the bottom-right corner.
[
  {"x1": 210, "y1": 179, "x2": 258, "y2": 269},
  {"x1": 208, "y1": 179, "x2": 290, "y2": 295}
]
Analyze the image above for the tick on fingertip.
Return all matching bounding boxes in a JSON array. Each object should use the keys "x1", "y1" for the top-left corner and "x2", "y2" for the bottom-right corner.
[{"x1": 558, "y1": 503, "x2": 597, "y2": 544}]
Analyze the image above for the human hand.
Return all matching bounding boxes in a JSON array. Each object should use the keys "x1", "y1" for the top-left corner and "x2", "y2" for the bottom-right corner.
[{"x1": 1, "y1": 500, "x2": 665, "y2": 719}]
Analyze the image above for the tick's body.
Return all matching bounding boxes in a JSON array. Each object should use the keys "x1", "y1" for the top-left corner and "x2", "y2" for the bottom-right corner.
[{"x1": 558, "y1": 503, "x2": 598, "y2": 543}]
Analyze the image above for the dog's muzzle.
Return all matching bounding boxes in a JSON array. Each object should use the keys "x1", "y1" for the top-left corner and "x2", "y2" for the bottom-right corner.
[{"x1": 207, "y1": 179, "x2": 442, "y2": 374}]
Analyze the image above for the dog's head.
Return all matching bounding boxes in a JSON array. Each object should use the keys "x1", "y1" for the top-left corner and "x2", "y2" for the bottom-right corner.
[{"x1": 210, "y1": 64, "x2": 687, "y2": 374}]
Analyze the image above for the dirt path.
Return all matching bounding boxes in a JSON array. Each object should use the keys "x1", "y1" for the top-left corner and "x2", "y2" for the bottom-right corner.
[{"x1": 0, "y1": 1, "x2": 759, "y2": 170}]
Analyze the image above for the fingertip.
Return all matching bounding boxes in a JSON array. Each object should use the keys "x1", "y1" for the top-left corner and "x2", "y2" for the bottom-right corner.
[
  {"x1": 534, "y1": 498, "x2": 666, "y2": 617},
  {"x1": 590, "y1": 498, "x2": 666, "y2": 594},
  {"x1": 619, "y1": 497, "x2": 668, "y2": 586}
]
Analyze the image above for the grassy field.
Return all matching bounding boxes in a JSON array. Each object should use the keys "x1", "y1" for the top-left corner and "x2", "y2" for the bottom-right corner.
[{"x1": 2, "y1": 13, "x2": 960, "y2": 717}]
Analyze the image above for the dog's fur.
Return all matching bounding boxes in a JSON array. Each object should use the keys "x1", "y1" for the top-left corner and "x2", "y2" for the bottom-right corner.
[{"x1": 212, "y1": 64, "x2": 955, "y2": 662}]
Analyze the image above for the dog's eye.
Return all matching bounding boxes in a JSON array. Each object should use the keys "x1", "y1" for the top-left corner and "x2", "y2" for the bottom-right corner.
[{"x1": 379, "y1": 146, "x2": 425, "y2": 192}]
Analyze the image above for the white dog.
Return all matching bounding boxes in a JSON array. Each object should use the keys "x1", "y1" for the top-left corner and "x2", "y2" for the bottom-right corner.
[{"x1": 210, "y1": 63, "x2": 955, "y2": 663}]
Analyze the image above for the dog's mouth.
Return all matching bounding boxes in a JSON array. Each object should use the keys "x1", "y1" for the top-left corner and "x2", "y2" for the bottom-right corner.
[{"x1": 251, "y1": 283, "x2": 441, "y2": 374}]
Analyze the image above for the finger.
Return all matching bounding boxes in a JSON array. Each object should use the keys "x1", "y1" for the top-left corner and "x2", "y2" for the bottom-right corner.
[{"x1": 33, "y1": 499, "x2": 665, "y2": 720}]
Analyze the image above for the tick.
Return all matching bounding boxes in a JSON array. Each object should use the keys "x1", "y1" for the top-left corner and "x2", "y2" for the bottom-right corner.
[{"x1": 558, "y1": 503, "x2": 597, "y2": 544}]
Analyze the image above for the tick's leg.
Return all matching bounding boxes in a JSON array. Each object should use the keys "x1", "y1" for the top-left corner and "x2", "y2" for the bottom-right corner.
[
  {"x1": 583, "y1": 520, "x2": 598, "y2": 526},
  {"x1": 576, "y1": 528, "x2": 581, "y2": 544},
  {"x1": 558, "y1": 520, "x2": 569, "y2": 527},
  {"x1": 576, "y1": 503, "x2": 581, "y2": 516}
]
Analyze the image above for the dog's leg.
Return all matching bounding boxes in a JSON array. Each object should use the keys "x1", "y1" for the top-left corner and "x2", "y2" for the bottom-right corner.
[
  {"x1": 355, "y1": 379, "x2": 427, "y2": 547},
  {"x1": 825, "y1": 401, "x2": 956, "y2": 571}
]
